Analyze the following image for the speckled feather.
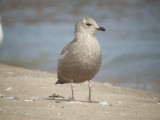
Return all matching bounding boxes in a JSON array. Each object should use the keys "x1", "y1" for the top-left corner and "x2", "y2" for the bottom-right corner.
[{"x1": 56, "y1": 17, "x2": 105, "y2": 84}]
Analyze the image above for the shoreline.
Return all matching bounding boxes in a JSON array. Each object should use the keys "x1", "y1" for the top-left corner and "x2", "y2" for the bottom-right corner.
[{"x1": 0, "y1": 63, "x2": 160, "y2": 120}]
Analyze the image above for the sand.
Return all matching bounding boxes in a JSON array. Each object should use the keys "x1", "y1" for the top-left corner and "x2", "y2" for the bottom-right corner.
[{"x1": 0, "y1": 63, "x2": 160, "y2": 120}]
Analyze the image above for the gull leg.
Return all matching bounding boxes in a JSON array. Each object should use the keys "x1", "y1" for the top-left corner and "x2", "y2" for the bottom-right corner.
[
  {"x1": 71, "y1": 83, "x2": 75, "y2": 101},
  {"x1": 88, "y1": 80, "x2": 92, "y2": 102}
]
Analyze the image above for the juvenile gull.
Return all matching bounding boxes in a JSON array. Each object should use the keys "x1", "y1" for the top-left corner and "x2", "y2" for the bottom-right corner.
[{"x1": 55, "y1": 17, "x2": 105, "y2": 102}]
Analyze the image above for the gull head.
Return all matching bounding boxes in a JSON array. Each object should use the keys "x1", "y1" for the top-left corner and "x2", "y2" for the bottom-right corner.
[{"x1": 75, "y1": 17, "x2": 105, "y2": 34}]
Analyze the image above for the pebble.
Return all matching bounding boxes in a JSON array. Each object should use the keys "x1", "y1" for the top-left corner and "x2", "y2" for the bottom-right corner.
[
  {"x1": 24, "y1": 99, "x2": 34, "y2": 102},
  {"x1": 118, "y1": 101, "x2": 122, "y2": 104},
  {"x1": 6, "y1": 86, "x2": 13, "y2": 91},
  {"x1": 7, "y1": 96, "x2": 16, "y2": 100},
  {"x1": 99, "y1": 101, "x2": 108, "y2": 106},
  {"x1": 0, "y1": 94, "x2": 3, "y2": 98}
]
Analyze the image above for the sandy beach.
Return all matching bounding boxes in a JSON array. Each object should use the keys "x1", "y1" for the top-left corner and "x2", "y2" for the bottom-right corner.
[{"x1": 0, "y1": 63, "x2": 160, "y2": 120}]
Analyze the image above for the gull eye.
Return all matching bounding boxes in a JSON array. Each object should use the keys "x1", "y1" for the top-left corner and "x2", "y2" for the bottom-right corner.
[{"x1": 86, "y1": 23, "x2": 92, "y2": 26}]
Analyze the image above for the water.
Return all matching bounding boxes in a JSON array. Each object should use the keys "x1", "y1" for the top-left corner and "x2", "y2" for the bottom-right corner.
[{"x1": 0, "y1": 0, "x2": 160, "y2": 93}]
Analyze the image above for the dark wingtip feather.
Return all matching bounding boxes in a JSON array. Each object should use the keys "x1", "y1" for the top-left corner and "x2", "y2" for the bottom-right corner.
[
  {"x1": 55, "y1": 79, "x2": 69, "y2": 84},
  {"x1": 55, "y1": 81, "x2": 59, "y2": 84},
  {"x1": 55, "y1": 80, "x2": 63, "y2": 84},
  {"x1": 55, "y1": 74, "x2": 70, "y2": 84}
]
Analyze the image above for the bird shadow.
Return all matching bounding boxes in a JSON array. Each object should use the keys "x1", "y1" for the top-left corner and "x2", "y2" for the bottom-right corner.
[{"x1": 41, "y1": 93, "x2": 99, "y2": 103}]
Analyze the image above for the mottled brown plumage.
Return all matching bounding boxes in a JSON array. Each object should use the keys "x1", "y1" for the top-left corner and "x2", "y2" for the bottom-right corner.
[{"x1": 55, "y1": 17, "x2": 105, "y2": 102}]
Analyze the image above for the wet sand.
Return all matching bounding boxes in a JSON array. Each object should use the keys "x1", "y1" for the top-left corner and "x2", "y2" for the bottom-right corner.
[{"x1": 0, "y1": 63, "x2": 160, "y2": 120}]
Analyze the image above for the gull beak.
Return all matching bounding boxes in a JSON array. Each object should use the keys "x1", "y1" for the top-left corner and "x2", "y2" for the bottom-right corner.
[{"x1": 96, "y1": 27, "x2": 106, "y2": 31}]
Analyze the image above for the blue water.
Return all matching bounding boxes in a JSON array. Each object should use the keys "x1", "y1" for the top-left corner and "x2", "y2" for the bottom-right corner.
[{"x1": 0, "y1": 0, "x2": 160, "y2": 93}]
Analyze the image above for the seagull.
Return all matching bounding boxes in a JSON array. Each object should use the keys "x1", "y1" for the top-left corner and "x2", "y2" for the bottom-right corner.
[
  {"x1": 0, "y1": 15, "x2": 3, "y2": 44},
  {"x1": 55, "y1": 17, "x2": 105, "y2": 102}
]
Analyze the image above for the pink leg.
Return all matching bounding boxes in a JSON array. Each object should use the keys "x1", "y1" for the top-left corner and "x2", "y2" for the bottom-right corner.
[
  {"x1": 71, "y1": 84, "x2": 75, "y2": 101},
  {"x1": 88, "y1": 80, "x2": 92, "y2": 102}
]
